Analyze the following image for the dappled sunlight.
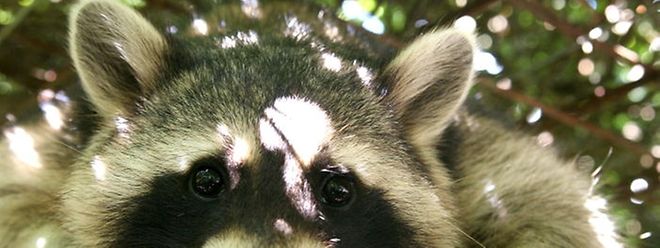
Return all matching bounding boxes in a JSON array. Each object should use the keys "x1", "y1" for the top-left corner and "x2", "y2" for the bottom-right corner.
[
  {"x1": 231, "y1": 137, "x2": 251, "y2": 165},
  {"x1": 90, "y1": 155, "x2": 107, "y2": 181},
  {"x1": 35, "y1": 237, "x2": 46, "y2": 248},
  {"x1": 273, "y1": 218, "x2": 293, "y2": 236},
  {"x1": 218, "y1": 31, "x2": 259, "y2": 49},
  {"x1": 320, "y1": 52, "x2": 342, "y2": 72},
  {"x1": 114, "y1": 116, "x2": 131, "y2": 140},
  {"x1": 482, "y1": 180, "x2": 507, "y2": 219},
  {"x1": 4, "y1": 126, "x2": 41, "y2": 169}
]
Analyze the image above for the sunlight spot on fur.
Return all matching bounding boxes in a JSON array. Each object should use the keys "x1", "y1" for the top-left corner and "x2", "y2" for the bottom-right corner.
[
  {"x1": 484, "y1": 181, "x2": 496, "y2": 193},
  {"x1": 283, "y1": 154, "x2": 318, "y2": 219},
  {"x1": 584, "y1": 196, "x2": 623, "y2": 248},
  {"x1": 112, "y1": 41, "x2": 126, "y2": 58},
  {"x1": 483, "y1": 180, "x2": 507, "y2": 218},
  {"x1": 273, "y1": 218, "x2": 293, "y2": 236},
  {"x1": 40, "y1": 103, "x2": 64, "y2": 130},
  {"x1": 536, "y1": 131, "x2": 554, "y2": 147},
  {"x1": 263, "y1": 97, "x2": 334, "y2": 166},
  {"x1": 114, "y1": 116, "x2": 131, "y2": 139},
  {"x1": 4, "y1": 127, "x2": 42, "y2": 168},
  {"x1": 231, "y1": 137, "x2": 250, "y2": 164},
  {"x1": 356, "y1": 65, "x2": 373, "y2": 87},
  {"x1": 217, "y1": 124, "x2": 230, "y2": 138},
  {"x1": 284, "y1": 16, "x2": 311, "y2": 40},
  {"x1": 321, "y1": 53, "x2": 342, "y2": 72},
  {"x1": 38, "y1": 89, "x2": 64, "y2": 130},
  {"x1": 177, "y1": 156, "x2": 189, "y2": 171},
  {"x1": 219, "y1": 31, "x2": 259, "y2": 49},
  {"x1": 91, "y1": 155, "x2": 107, "y2": 181},
  {"x1": 35, "y1": 237, "x2": 46, "y2": 248}
]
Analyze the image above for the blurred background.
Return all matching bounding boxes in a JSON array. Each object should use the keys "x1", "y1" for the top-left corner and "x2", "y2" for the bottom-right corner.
[{"x1": 0, "y1": 0, "x2": 657, "y2": 246}]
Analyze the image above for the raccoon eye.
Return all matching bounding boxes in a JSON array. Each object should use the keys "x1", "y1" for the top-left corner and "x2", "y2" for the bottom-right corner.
[
  {"x1": 189, "y1": 158, "x2": 226, "y2": 199},
  {"x1": 320, "y1": 174, "x2": 355, "y2": 208}
]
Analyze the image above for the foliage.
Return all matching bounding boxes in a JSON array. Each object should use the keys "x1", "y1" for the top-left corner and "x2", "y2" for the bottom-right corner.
[{"x1": 0, "y1": 0, "x2": 657, "y2": 246}]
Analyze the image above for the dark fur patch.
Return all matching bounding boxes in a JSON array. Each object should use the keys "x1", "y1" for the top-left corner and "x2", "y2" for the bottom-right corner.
[
  {"x1": 112, "y1": 150, "x2": 419, "y2": 247},
  {"x1": 436, "y1": 121, "x2": 462, "y2": 180}
]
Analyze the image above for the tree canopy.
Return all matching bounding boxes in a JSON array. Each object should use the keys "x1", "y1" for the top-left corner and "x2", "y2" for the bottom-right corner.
[{"x1": 0, "y1": 0, "x2": 657, "y2": 246}]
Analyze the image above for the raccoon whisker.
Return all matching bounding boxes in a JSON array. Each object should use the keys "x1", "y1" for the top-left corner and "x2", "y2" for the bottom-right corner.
[
  {"x1": 448, "y1": 221, "x2": 486, "y2": 248},
  {"x1": 450, "y1": 177, "x2": 466, "y2": 184},
  {"x1": 43, "y1": 135, "x2": 84, "y2": 156},
  {"x1": 590, "y1": 147, "x2": 613, "y2": 190}
]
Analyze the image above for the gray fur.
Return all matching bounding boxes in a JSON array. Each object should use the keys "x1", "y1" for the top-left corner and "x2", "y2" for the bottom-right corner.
[
  {"x1": 0, "y1": 0, "x2": 619, "y2": 247},
  {"x1": 69, "y1": 0, "x2": 167, "y2": 116}
]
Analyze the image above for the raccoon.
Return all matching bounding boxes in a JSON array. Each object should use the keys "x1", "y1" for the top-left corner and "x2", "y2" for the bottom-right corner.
[{"x1": 0, "y1": 0, "x2": 620, "y2": 247}]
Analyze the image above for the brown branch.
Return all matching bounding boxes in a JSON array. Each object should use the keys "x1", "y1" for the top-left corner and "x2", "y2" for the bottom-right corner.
[
  {"x1": 571, "y1": 70, "x2": 660, "y2": 114},
  {"x1": 438, "y1": 0, "x2": 500, "y2": 25},
  {"x1": 478, "y1": 78, "x2": 650, "y2": 157}
]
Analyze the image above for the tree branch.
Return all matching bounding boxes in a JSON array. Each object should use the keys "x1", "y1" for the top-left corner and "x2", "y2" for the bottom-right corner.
[
  {"x1": 478, "y1": 77, "x2": 650, "y2": 157},
  {"x1": 438, "y1": 0, "x2": 500, "y2": 25},
  {"x1": 571, "y1": 70, "x2": 659, "y2": 114}
]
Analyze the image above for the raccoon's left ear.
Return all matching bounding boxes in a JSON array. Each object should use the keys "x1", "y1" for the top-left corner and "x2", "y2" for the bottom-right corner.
[
  {"x1": 382, "y1": 28, "x2": 475, "y2": 157},
  {"x1": 69, "y1": 0, "x2": 167, "y2": 117}
]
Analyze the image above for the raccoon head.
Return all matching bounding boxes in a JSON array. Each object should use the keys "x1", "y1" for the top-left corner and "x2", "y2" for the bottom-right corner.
[{"x1": 63, "y1": 0, "x2": 474, "y2": 247}]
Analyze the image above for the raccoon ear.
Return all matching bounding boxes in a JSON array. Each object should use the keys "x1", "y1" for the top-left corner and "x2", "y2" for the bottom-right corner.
[
  {"x1": 383, "y1": 28, "x2": 475, "y2": 153},
  {"x1": 69, "y1": 0, "x2": 167, "y2": 116}
]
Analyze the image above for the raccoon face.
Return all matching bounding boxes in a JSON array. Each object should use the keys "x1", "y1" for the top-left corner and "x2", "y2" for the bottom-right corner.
[{"x1": 63, "y1": 1, "x2": 474, "y2": 247}]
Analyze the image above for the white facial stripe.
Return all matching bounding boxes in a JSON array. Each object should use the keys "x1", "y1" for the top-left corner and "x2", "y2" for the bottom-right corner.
[
  {"x1": 283, "y1": 154, "x2": 318, "y2": 219},
  {"x1": 259, "y1": 118, "x2": 287, "y2": 151},
  {"x1": 261, "y1": 96, "x2": 334, "y2": 166}
]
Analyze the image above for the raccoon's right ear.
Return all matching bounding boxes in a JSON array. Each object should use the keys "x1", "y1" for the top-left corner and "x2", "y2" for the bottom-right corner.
[{"x1": 69, "y1": 0, "x2": 167, "y2": 116}]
